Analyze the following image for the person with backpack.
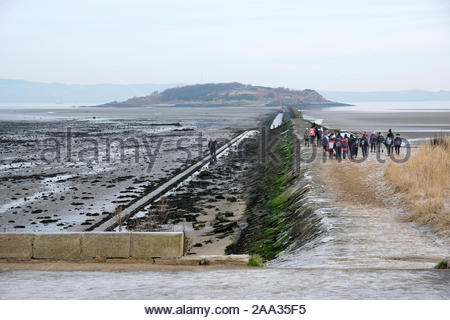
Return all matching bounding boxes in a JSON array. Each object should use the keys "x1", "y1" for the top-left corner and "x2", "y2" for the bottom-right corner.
[
  {"x1": 385, "y1": 129, "x2": 394, "y2": 156},
  {"x1": 360, "y1": 134, "x2": 369, "y2": 158},
  {"x1": 309, "y1": 125, "x2": 316, "y2": 146},
  {"x1": 363, "y1": 131, "x2": 369, "y2": 139},
  {"x1": 210, "y1": 139, "x2": 218, "y2": 163},
  {"x1": 321, "y1": 134, "x2": 329, "y2": 154},
  {"x1": 394, "y1": 133, "x2": 402, "y2": 155},
  {"x1": 348, "y1": 134, "x2": 355, "y2": 160},
  {"x1": 316, "y1": 126, "x2": 323, "y2": 145},
  {"x1": 327, "y1": 136, "x2": 335, "y2": 159},
  {"x1": 369, "y1": 131, "x2": 377, "y2": 153},
  {"x1": 334, "y1": 134, "x2": 343, "y2": 161},
  {"x1": 304, "y1": 128, "x2": 310, "y2": 147},
  {"x1": 353, "y1": 135, "x2": 360, "y2": 158},
  {"x1": 377, "y1": 132, "x2": 385, "y2": 153},
  {"x1": 342, "y1": 134, "x2": 349, "y2": 159}
]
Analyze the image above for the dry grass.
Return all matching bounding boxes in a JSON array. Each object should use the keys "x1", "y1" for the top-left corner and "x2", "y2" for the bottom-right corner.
[
  {"x1": 114, "y1": 206, "x2": 123, "y2": 231},
  {"x1": 385, "y1": 137, "x2": 450, "y2": 236},
  {"x1": 321, "y1": 160, "x2": 382, "y2": 206},
  {"x1": 135, "y1": 197, "x2": 171, "y2": 231},
  {"x1": 155, "y1": 197, "x2": 170, "y2": 224}
]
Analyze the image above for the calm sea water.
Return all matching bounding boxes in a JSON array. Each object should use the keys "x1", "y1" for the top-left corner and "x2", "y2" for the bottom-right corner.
[
  {"x1": 321, "y1": 100, "x2": 450, "y2": 113},
  {"x1": 301, "y1": 101, "x2": 450, "y2": 138}
]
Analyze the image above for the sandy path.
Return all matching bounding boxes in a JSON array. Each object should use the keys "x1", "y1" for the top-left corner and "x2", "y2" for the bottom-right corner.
[
  {"x1": 313, "y1": 147, "x2": 449, "y2": 268},
  {"x1": 280, "y1": 118, "x2": 449, "y2": 269}
]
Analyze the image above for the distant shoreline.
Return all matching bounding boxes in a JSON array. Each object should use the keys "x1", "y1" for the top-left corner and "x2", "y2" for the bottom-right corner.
[{"x1": 301, "y1": 101, "x2": 450, "y2": 140}]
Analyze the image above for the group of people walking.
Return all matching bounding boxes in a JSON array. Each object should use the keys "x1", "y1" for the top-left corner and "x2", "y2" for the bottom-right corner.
[{"x1": 304, "y1": 124, "x2": 403, "y2": 161}]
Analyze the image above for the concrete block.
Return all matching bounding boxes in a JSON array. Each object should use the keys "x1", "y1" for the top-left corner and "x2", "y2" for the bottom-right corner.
[
  {"x1": 0, "y1": 233, "x2": 34, "y2": 259},
  {"x1": 81, "y1": 233, "x2": 130, "y2": 259},
  {"x1": 33, "y1": 233, "x2": 81, "y2": 260},
  {"x1": 130, "y1": 232, "x2": 183, "y2": 259}
]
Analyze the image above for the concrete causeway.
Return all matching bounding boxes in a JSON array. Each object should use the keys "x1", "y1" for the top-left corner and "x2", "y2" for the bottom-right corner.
[{"x1": 91, "y1": 129, "x2": 253, "y2": 231}]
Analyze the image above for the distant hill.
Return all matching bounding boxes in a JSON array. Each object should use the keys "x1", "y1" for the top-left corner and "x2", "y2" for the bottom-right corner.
[
  {"x1": 0, "y1": 79, "x2": 180, "y2": 104},
  {"x1": 320, "y1": 90, "x2": 450, "y2": 102},
  {"x1": 3, "y1": 79, "x2": 447, "y2": 105},
  {"x1": 100, "y1": 82, "x2": 341, "y2": 107}
]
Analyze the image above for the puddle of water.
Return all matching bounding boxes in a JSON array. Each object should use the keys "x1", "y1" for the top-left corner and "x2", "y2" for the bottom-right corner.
[
  {"x1": 270, "y1": 112, "x2": 284, "y2": 130},
  {"x1": 0, "y1": 174, "x2": 75, "y2": 215}
]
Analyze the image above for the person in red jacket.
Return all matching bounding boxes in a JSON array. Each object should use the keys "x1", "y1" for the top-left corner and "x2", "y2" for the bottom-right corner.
[
  {"x1": 309, "y1": 126, "x2": 316, "y2": 146},
  {"x1": 342, "y1": 134, "x2": 349, "y2": 159}
]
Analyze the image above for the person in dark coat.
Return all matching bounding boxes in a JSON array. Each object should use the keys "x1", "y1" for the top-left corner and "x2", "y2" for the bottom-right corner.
[
  {"x1": 360, "y1": 135, "x2": 369, "y2": 158},
  {"x1": 377, "y1": 132, "x2": 385, "y2": 153},
  {"x1": 334, "y1": 134, "x2": 342, "y2": 161},
  {"x1": 349, "y1": 134, "x2": 356, "y2": 160},
  {"x1": 394, "y1": 133, "x2": 402, "y2": 155},
  {"x1": 209, "y1": 139, "x2": 217, "y2": 163},
  {"x1": 385, "y1": 129, "x2": 394, "y2": 156},
  {"x1": 354, "y1": 136, "x2": 360, "y2": 158},
  {"x1": 369, "y1": 131, "x2": 377, "y2": 152},
  {"x1": 316, "y1": 126, "x2": 323, "y2": 145},
  {"x1": 321, "y1": 135, "x2": 328, "y2": 153}
]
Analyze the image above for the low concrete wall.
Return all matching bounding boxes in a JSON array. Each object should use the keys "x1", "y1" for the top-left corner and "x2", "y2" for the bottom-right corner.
[
  {"x1": 130, "y1": 232, "x2": 184, "y2": 259},
  {"x1": 0, "y1": 233, "x2": 34, "y2": 259},
  {"x1": 0, "y1": 232, "x2": 183, "y2": 261},
  {"x1": 33, "y1": 233, "x2": 81, "y2": 260},
  {"x1": 81, "y1": 233, "x2": 130, "y2": 259}
]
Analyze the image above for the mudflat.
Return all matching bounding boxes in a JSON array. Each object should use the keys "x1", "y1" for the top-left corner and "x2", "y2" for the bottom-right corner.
[{"x1": 0, "y1": 105, "x2": 278, "y2": 256}]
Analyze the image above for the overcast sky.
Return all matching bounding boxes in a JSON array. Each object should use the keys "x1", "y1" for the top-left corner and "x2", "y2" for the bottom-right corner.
[{"x1": 1, "y1": 0, "x2": 449, "y2": 90}]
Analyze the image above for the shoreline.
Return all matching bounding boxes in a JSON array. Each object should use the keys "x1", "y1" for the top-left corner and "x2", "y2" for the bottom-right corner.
[{"x1": 301, "y1": 101, "x2": 450, "y2": 141}]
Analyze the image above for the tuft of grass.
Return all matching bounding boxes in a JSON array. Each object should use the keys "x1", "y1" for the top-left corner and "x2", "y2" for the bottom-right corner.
[
  {"x1": 434, "y1": 260, "x2": 448, "y2": 269},
  {"x1": 183, "y1": 230, "x2": 192, "y2": 256},
  {"x1": 385, "y1": 137, "x2": 450, "y2": 236},
  {"x1": 430, "y1": 134, "x2": 450, "y2": 149},
  {"x1": 248, "y1": 254, "x2": 264, "y2": 267},
  {"x1": 115, "y1": 206, "x2": 123, "y2": 231},
  {"x1": 266, "y1": 192, "x2": 290, "y2": 213},
  {"x1": 199, "y1": 257, "x2": 209, "y2": 266}
]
